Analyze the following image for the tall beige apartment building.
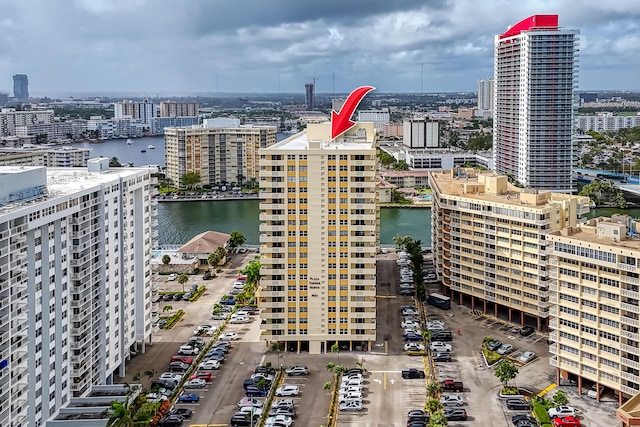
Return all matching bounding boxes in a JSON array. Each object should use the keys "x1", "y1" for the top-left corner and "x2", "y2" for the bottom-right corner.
[
  {"x1": 258, "y1": 122, "x2": 378, "y2": 354},
  {"x1": 429, "y1": 168, "x2": 590, "y2": 330},
  {"x1": 164, "y1": 125, "x2": 277, "y2": 187},
  {"x1": 160, "y1": 100, "x2": 199, "y2": 117},
  {"x1": 547, "y1": 215, "x2": 640, "y2": 405}
]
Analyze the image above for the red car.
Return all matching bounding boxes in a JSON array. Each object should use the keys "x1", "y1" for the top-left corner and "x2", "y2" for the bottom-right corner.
[
  {"x1": 170, "y1": 355, "x2": 194, "y2": 365},
  {"x1": 191, "y1": 371, "x2": 212, "y2": 382},
  {"x1": 553, "y1": 416, "x2": 581, "y2": 427}
]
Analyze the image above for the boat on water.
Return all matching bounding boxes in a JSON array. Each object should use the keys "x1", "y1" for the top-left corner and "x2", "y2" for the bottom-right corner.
[
  {"x1": 141, "y1": 149, "x2": 147, "y2": 153},
  {"x1": 126, "y1": 139, "x2": 133, "y2": 145},
  {"x1": 147, "y1": 144, "x2": 155, "y2": 149}
]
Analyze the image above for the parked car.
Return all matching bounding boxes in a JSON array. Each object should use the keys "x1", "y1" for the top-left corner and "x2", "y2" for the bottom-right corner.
[
  {"x1": 497, "y1": 344, "x2": 514, "y2": 355},
  {"x1": 167, "y1": 273, "x2": 178, "y2": 281},
  {"x1": 177, "y1": 393, "x2": 200, "y2": 403},
  {"x1": 178, "y1": 345, "x2": 200, "y2": 356},
  {"x1": 553, "y1": 416, "x2": 581, "y2": 427},
  {"x1": 184, "y1": 379, "x2": 207, "y2": 389},
  {"x1": 265, "y1": 415, "x2": 293, "y2": 427},
  {"x1": 194, "y1": 325, "x2": 215, "y2": 336},
  {"x1": 162, "y1": 294, "x2": 173, "y2": 301},
  {"x1": 520, "y1": 326, "x2": 535, "y2": 336},
  {"x1": 486, "y1": 340, "x2": 502, "y2": 351},
  {"x1": 440, "y1": 394, "x2": 464, "y2": 406},
  {"x1": 269, "y1": 407, "x2": 297, "y2": 418},
  {"x1": 173, "y1": 293, "x2": 183, "y2": 301},
  {"x1": 203, "y1": 271, "x2": 212, "y2": 280},
  {"x1": 237, "y1": 397, "x2": 264, "y2": 408},
  {"x1": 338, "y1": 390, "x2": 363, "y2": 401},
  {"x1": 170, "y1": 355, "x2": 194, "y2": 365},
  {"x1": 168, "y1": 362, "x2": 189, "y2": 372},
  {"x1": 433, "y1": 352, "x2": 452, "y2": 362},
  {"x1": 444, "y1": 408, "x2": 467, "y2": 421},
  {"x1": 158, "y1": 415, "x2": 184, "y2": 426},
  {"x1": 255, "y1": 366, "x2": 277, "y2": 375},
  {"x1": 199, "y1": 359, "x2": 221, "y2": 370},
  {"x1": 191, "y1": 371, "x2": 212, "y2": 382},
  {"x1": 506, "y1": 398, "x2": 531, "y2": 410},
  {"x1": 169, "y1": 408, "x2": 192, "y2": 419},
  {"x1": 152, "y1": 380, "x2": 177, "y2": 390},
  {"x1": 272, "y1": 399, "x2": 294, "y2": 409},
  {"x1": 159, "y1": 372, "x2": 183, "y2": 382},
  {"x1": 512, "y1": 414, "x2": 537, "y2": 426},
  {"x1": 275, "y1": 385, "x2": 300, "y2": 397},
  {"x1": 339, "y1": 400, "x2": 363, "y2": 412},
  {"x1": 285, "y1": 366, "x2": 308, "y2": 376},
  {"x1": 401, "y1": 306, "x2": 419, "y2": 315},
  {"x1": 182, "y1": 291, "x2": 194, "y2": 300},
  {"x1": 219, "y1": 332, "x2": 239, "y2": 340},
  {"x1": 431, "y1": 331, "x2": 452, "y2": 342},
  {"x1": 399, "y1": 289, "x2": 414, "y2": 296},
  {"x1": 587, "y1": 384, "x2": 598, "y2": 399},
  {"x1": 404, "y1": 342, "x2": 426, "y2": 352},
  {"x1": 211, "y1": 313, "x2": 230, "y2": 320},
  {"x1": 245, "y1": 386, "x2": 268, "y2": 397},
  {"x1": 548, "y1": 406, "x2": 577, "y2": 418},
  {"x1": 519, "y1": 351, "x2": 536, "y2": 363},
  {"x1": 430, "y1": 342, "x2": 452, "y2": 352},
  {"x1": 405, "y1": 333, "x2": 423, "y2": 342},
  {"x1": 146, "y1": 393, "x2": 169, "y2": 403}
]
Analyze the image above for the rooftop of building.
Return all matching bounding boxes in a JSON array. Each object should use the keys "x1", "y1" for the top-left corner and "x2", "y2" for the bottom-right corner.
[
  {"x1": 429, "y1": 168, "x2": 591, "y2": 209},
  {"x1": 267, "y1": 122, "x2": 376, "y2": 151},
  {"x1": 549, "y1": 215, "x2": 640, "y2": 250}
]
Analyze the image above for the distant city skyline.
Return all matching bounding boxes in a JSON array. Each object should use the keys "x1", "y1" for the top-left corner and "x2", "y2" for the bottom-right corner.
[{"x1": 0, "y1": 0, "x2": 639, "y2": 95}]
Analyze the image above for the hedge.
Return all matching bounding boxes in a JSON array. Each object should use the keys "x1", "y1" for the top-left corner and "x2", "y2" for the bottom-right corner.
[
  {"x1": 188, "y1": 286, "x2": 206, "y2": 302},
  {"x1": 533, "y1": 398, "x2": 553, "y2": 427},
  {"x1": 482, "y1": 348, "x2": 501, "y2": 365},
  {"x1": 163, "y1": 309, "x2": 185, "y2": 329}
]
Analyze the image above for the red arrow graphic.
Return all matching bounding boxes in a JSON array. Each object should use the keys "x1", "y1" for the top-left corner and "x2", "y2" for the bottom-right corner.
[{"x1": 331, "y1": 85, "x2": 376, "y2": 139}]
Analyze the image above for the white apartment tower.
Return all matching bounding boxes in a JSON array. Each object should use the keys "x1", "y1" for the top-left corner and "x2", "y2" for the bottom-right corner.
[
  {"x1": 477, "y1": 78, "x2": 494, "y2": 111},
  {"x1": 258, "y1": 122, "x2": 378, "y2": 354},
  {"x1": 493, "y1": 15, "x2": 578, "y2": 193},
  {"x1": 0, "y1": 160, "x2": 156, "y2": 426}
]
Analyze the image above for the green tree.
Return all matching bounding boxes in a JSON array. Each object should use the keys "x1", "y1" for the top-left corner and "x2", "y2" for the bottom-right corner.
[
  {"x1": 377, "y1": 150, "x2": 395, "y2": 167},
  {"x1": 256, "y1": 378, "x2": 269, "y2": 390},
  {"x1": 579, "y1": 179, "x2": 626, "y2": 208},
  {"x1": 428, "y1": 411, "x2": 448, "y2": 427},
  {"x1": 177, "y1": 274, "x2": 189, "y2": 293},
  {"x1": 246, "y1": 177, "x2": 259, "y2": 188},
  {"x1": 162, "y1": 305, "x2": 173, "y2": 313},
  {"x1": 208, "y1": 252, "x2": 220, "y2": 268},
  {"x1": 144, "y1": 370, "x2": 156, "y2": 385},
  {"x1": 180, "y1": 172, "x2": 201, "y2": 189},
  {"x1": 334, "y1": 365, "x2": 346, "y2": 377},
  {"x1": 240, "y1": 257, "x2": 262, "y2": 287},
  {"x1": 161, "y1": 254, "x2": 171, "y2": 265},
  {"x1": 228, "y1": 231, "x2": 246, "y2": 249},
  {"x1": 425, "y1": 397, "x2": 443, "y2": 414},
  {"x1": 426, "y1": 382, "x2": 443, "y2": 399},
  {"x1": 552, "y1": 390, "x2": 569, "y2": 406},
  {"x1": 494, "y1": 359, "x2": 519, "y2": 389},
  {"x1": 330, "y1": 342, "x2": 341, "y2": 364},
  {"x1": 215, "y1": 246, "x2": 227, "y2": 265},
  {"x1": 323, "y1": 381, "x2": 332, "y2": 390},
  {"x1": 393, "y1": 160, "x2": 409, "y2": 171},
  {"x1": 326, "y1": 362, "x2": 336, "y2": 375},
  {"x1": 109, "y1": 157, "x2": 122, "y2": 167},
  {"x1": 106, "y1": 397, "x2": 135, "y2": 427},
  {"x1": 131, "y1": 372, "x2": 141, "y2": 382},
  {"x1": 482, "y1": 336, "x2": 492, "y2": 347}
]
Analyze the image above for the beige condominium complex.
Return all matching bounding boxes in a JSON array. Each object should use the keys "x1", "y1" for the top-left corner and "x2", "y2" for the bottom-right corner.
[
  {"x1": 428, "y1": 168, "x2": 591, "y2": 331},
  {"x1": 258, "y1": 122, "x2": 378, "y2": 354},
  {"x1": 547, "y1": 215, "x2": 640, "y2": 405},
  {"x1": 164, "y1": 125, "x2": 277, "y2": 188}
]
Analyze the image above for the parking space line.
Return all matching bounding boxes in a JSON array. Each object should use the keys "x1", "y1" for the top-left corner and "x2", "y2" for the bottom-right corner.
[{"x1": 383, "y1": 372, "x2": 387, "y2": 390}]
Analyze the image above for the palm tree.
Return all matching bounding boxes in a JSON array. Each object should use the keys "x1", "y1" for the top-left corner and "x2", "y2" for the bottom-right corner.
[
  {"x1": 323, "y1": 381, "x2": 332, "y2": 390},
  {"x1": 426, "y1": 382, "x2": 443, "y2": 399},
  {"x1": 177, "y1": 274, "x2": 189, "y2": 293},
  {"x1": 162, "y1": 305, "x2": 173, "y2": 313},
  {"x1": 207, "y1": 252, "x2": 220, "y2": 268},
  {"x1": 109, "y1": 157, "x2": 122, "y2": 167},
  {"x1": 334, "y1": 365, "x2": 345, "y2": 377},
  {"x1": 228, "y1": 231, "x2": 246, "y2": 249},
  {"x1": 215, "y1": 246, "x2": 227, "y2": 266},
  {"x1": 428, "y1": 411, "x2": 448, "y2": 426},
  {"x1": 326, "y1": 362, "x2": 336, "y2": 376},
  {"x1": 106, "y1": 397, "x2": 134, "y2": 427},
  {"x1": 144, "y1": 370, "x2": 156, "y2": 384},
  {"x1": 240, "y1": 258, "x2": 262, "y2": 287},
  {"x1": 330, "y1": 342, "x2": 341, "y2": 364},
  {"x1": 131, "y1": 372, "x2": 141, "y2": 382},
  {"x1": 424, "y1": 397, "x2": 443, "y2": 415}
]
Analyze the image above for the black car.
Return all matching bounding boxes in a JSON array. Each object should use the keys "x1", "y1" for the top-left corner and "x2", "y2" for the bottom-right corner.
[
  {"x1": 162, "y1": 294, "x2": 173, "y2": 301},
  {"x1": 506, "y1": 398, "x2": 531, "y2": 410},
  {"x1": 512, "y1": 414, "x2": 536, "y2": 425},
  {"x1": 269, "y1": 407, "x2": 297, "y2": 418},
  {"x1": 486, "y1": 340, "x2": 502, "y2": 351},
  {"x1": 229, "y1": 413, "x2": 252, "y2": 427},
  {"x1": 431, "y1": 331, "x2": 452, "y2": 342},
  {"x1": 158, "y1": 415, "x2": 184, "y2": 426},
  {"x1": 170, "y1": 408, "x2": 193, "y2": 419},
  {"x1": 432, "y1": 352, "x2": 452, "y2": 362},
  {"x1": 203, "y1": 271, "x2": 212, "y2": 280},
  {"x1": 152, "y1": 380, "x2": 177, "y2": 390},
  {"x1": 407, "y1": 414, "x2": 430, "y2": 424},
  {"x1": 399, "y1": 288, "x2": 414, "y2": 296},
  {"x1": 173, "y1": 293, "x2": 184, "y2": 301},
  {"x1": 520, "y1": 326, "x2": 535, "y2": 336},
  {"x1": 407, "y1": 409, "x2": 428, "y2": 418},
  {"x1": 444, "y1": 408, "x2": 467, "y2": 421}
]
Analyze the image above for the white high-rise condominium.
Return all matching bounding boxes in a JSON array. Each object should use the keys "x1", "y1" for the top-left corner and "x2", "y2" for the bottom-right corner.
[
  {"x1": 477, "y1": 78, "x2": 494, "y2": 111},
  {"x1": 493, "y1": 15, "x2": 578, "y2": 193},
  {"x1": 0, "y1": 159, "x2": 156, "y2": 426},
  {"x1": 258, "y1": 122, "x2": 378, "y2": 354}
]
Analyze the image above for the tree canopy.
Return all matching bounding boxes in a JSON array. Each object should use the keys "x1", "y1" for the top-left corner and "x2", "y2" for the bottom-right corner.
[
  {"x1": 180, "y1": 172, "x2": 201, "y2": 189},
  {"x1": 579, "y1": 179, "x2": 626, "y2": 208}
]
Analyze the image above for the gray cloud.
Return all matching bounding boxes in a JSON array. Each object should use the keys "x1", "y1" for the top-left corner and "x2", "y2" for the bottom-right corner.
[{"x1": 0, "y1": 0, "x2": 638, "y2": 95}]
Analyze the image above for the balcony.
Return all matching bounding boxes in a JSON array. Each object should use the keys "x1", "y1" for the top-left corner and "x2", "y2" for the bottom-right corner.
[
  {"x1": 621, "y1": 330, "x2": 640, "y2": 341},
  {"x1": 622, "y1": 302, "x2": 640, "y2": 314},
  {"x1": 622, "y1": 371, "x2": 639, "y2": 382},
  {"x1": 549, "y1": 355, "x2": 558, "y2": 367},
  {"x1": 621, "y1": 316, "x2": 640, "y2": 327},
  {"x1": 621, "y1": 358, "x2": 640, "y2": 370},
  {"x1": 622, "y1": 288, "x2": 640, "y2": 299},
  {"x1": 549, "y1": 319, "x2": 558, "y2": 329},
  {"x1": 622, "y1": 344, "x2": 640, "y2": 356}
]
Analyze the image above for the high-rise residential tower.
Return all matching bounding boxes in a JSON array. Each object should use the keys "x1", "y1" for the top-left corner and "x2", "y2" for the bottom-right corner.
[
  {"x1": 258, "y1": 122, "x2": 378, "y2": 354},
  {"x1": 477, "y1": 78, "x2": 494, "y2": 111},
  {"x1": 493, "y1": 15, "x2": 578, "y2": 193},
  {"x1": 12, "y1": 74, "x2": 29, "y2": 101},
  {"x1": 305, "y1": 83, "x2": 315, "y2": 110},
  {"x1": 0, "y1": 159, "x2": 156, "y2": 426}
]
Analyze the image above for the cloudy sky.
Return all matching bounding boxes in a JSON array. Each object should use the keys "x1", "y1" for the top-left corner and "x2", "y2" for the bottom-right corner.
[{"x1": 1, "y1": 0, "x2": 639, "y2": 96}]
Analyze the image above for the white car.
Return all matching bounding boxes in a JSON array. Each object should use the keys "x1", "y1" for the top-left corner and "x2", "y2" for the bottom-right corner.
[
  {"x1": 219, "y1": 332, "x2": 239, "y2": 341},
  {"x1": 497, "y1": 344, "x2": 514, "y2": 355},
  {"x1": 251, "y1": 373, "x2": 275, "y2": 382},
  {"x1": 401, "y1": 320, "x2": 420, "y2": 329},
  {"x1": 402, "y1": 308, "x2": 419, "y2": 316},
  {"x1": 167, "y1": 273, "x2": 178, "y2": 281},
  {"x1": 194, "y1": 325, "x2": 215, "y2": 336},
  {"x1": 339, "y1": 391, "x2": 363, "y2": 402},
  {"x1": 232, "y1": 281, "x2": 246, "y2": 290},
  {"x1": 265, "y1": 415, "x2": 293, "y2": 427},
  {"x1": 199, "y1": 359, "x2": 221, "y2": 370},
  {"x1": 427, "y1": 319, "x2": 445, "y2": 326},
  {"x1": 285, "y1": 365, "x2": 308, "y2": 376},
  {"x1": 275, "y1": 385, "x2": 299, "y2": 397},
  {"x1": 440, "y1": 394, "x2": 464, "y2": 406},
  {"x1": 178, "y1": 345, "x2": 200, "y2": 356},
  {"x1": 587, "y1": 384, "x2": 598, "y2": 399},
  {"x1": 237, "y1": 397, "x2": 264, "y2": 408},
  {"x1": 404, "y1": 342, "x2": 425, "y2": 351},
  {"x1": 427, "y1": 324, "x2": 446, "y2": 331},
  {"x1": 341, "y1": 377, "x2": 363, "y2": 387},
  {"x1": 239, "y1": 406, "x2": 263, "y2": 417},
  {"x1": 430, "y1": 342, "x2": 452, "y2": 352},
  {"x1": 184, "y1": 378, "x2": 207, "y2": 389},
  {"x1": 159, "y1": 372, "x2": 183, "y2": 382},
  {"x1": 548, "y1": 406, "x2": 576, "y2": 418},
  {"x1": 229, "y1": 315, "x2": 250, "y2": 324},
  {"x1": 145, "y1": 393, "x2": 169, "y2": 402},
  {"x1": 519, "y1": 351, "x2": 536, "y2": 363},
  {"x1": 340, "y1": 400, "x2": 363, "y2": 412},
  {"x1": 339, "y1": 385, "x2": 363, "y2": 394}
]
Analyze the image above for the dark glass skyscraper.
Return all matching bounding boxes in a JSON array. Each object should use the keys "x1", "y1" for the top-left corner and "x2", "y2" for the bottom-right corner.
[
  {"x1": 305, "y1": 83, "x2": 314, "y2": 110},
  {"x1": 13, "y1": 74, "x2": 29, "y2": 101}
]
